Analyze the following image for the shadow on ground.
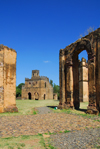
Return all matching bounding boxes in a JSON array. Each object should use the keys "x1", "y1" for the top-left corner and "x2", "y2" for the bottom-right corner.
[
  {"x1": 47, "y1": 106, "x2": 57, "y2": 109},
  {"x1": 77, "y1": 108, "x2": 87, "y2": 113}
]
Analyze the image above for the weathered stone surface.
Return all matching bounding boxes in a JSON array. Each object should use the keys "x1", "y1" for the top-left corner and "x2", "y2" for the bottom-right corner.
[
  {"x1": 22, "y1": 70, "x2": 53, "y2": 100},
  {"x1": 79, "y1": 58, "x2": 89, "y2": 102},
  {"x1": 59, "y1": 28, "x2": 100, "y2": 114},
  {"x1": 53, "y1": 93, "x2": 58, "y2": 100},
  {"x1": 0, "y1": 45, "x2": 18, "y2": 113}
]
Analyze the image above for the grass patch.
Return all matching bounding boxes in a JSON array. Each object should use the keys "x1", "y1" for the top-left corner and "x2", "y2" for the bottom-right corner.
[
  {"x1": 64, "y1": 130, "x2": 70, "y2": 133},
  {"x1": 0, "y1": 135, "x2": 45, "y2": 149},
  {"x1": 38, "y1": 133, "x2": 43, "y2": 136},
  {"x1": 0, "y1": 99, "x2": 59, "y2": 116},
  {"x1": 48, "y1": 144, "x2": 56, "y2": 149}
]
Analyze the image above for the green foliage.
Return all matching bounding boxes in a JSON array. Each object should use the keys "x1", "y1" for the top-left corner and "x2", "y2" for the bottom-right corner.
[
  {"x1": 50, "y1": 80, "x2": 53, "y2": 87},
  {"x1": 16, "y1": 87, "x2": 21, "y2": 97},
  {"x1": 53, "y1": 83, "x2": 60, "y2": 99},
  {"x1": 38, "y1": 133, "x2": 43, "y2": 136},
  {"x1": 20, "y1": 143, "x2": 25, "y2": 147},
  {"x1": 48, "y1": 144, "x2": 55, "y2": 149},
  {"x1": 64, "y1": 130, "x2": 70, "y2": 133},
  {"x1": 49, "y1": 80, "x2": 60, "y2": 99},
  {"x1": 16, "y1": 83, "x2": 25, "y2": 97},
  {"x1": 17, "y1": 83, "x2": 25, "y2": 90},
  {"x1": 33, "y1": 111, "x2": 37, "y2": 115}
]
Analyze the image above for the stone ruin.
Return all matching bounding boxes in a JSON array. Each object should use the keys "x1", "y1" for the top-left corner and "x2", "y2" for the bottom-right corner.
[
  {"x1": 0, "y1": 45, "x2": 18, "y2": 113},
  {"x1": 58, "y1": 28, "x2": 100, "y2": 114},
  {"x1": 22, "y1": 70, "x2": 53, "y2": 100}
]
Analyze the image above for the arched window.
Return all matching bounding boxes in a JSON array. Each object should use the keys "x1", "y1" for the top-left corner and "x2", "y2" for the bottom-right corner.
[{"x1": 45, "y1": 82, "x2": 46, "y2": 88}]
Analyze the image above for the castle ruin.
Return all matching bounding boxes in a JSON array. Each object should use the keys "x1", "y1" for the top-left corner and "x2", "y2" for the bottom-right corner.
[{"x1": 22, "y1": 70, "x2": 53, "y2": 100}]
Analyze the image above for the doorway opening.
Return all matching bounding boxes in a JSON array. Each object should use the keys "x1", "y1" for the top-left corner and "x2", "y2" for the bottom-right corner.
[
  {"x1": 28, "y1": 92, "x2": 31, "y2": 100},
  {"x1": 44, "y1": 94, "x2": 46, "y2": 100},
  {"x1": 72, "y1": 49, "x2": 88, "y2": 111},
  {"x1": 34, "y1": 92, "x2": 39, "y2": 100}
]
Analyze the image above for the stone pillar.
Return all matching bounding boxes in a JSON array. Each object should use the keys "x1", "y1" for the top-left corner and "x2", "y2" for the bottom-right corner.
[
  {"x1": 73, "y1": 54, "x2": 80, "y2": 109},
  {"x1": 0, "y1": 45, "x2": 18, "y2": 113},
  {"x1": 58, "y1": 49, "x2": 65, "y2": 109},
  {"x1": 0, "y1": 48, "x2": 4, "y2": 112},
  {"x1": 79, "y1": 58, "x2": 88, "y2": 102},
  {"x1": 96, "y1": 38, "x2": 100, "y2": 112},
  {"x1": 64, "y1": 60, "x2": 73, "y2": 108},
  {"x1": 87, "y1": 54, "x2": 98, "y2": 114}
]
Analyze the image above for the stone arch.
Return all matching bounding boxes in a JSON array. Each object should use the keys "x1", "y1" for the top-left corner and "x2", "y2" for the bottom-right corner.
[
  {"x1": 71, "y1": 39, "x2": 95, "y2": 111},
  {"x1": 34, "y1": 92, "x2": 39, "y2": 100},
  {"x1": 58, "y1": 29, "x2": 100, "y2": 114}
]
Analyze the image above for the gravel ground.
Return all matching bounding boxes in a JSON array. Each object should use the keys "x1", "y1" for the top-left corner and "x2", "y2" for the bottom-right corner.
[
  {"x1": 50, "y1": 128, "x2": 100, "y2": 149},
  {"x1": 36, "y1": 106, "x2": 54, "y2": 114},
  {"x1": 0, "y1": 107, "x2": 100, "y2": 149},
  {"x1": 35, "y1": 107, "x2": 100, "y2": 149}
]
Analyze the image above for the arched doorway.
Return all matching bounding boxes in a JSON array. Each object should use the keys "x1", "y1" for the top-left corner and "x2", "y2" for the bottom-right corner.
[
  {"x1": 28, "y1": 92, "x2": 31, "y2": 100},
  {"x1": 34, "y1": 92, "x2": 39, "y2": 100},
  {"x1": 78, "y1": 50, "x2": 89, "y2": 110}
]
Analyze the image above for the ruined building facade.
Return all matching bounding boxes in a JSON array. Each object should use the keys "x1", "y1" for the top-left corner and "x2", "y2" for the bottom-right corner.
[
  {"x1": 0, "y1": 45, "x2": 18, "y2": 113},
  {"x1": 79, "y1": 58, "x2": 88, "y2": 102},
  {"x1": 22, "y1": 70, "x2": 53, "y2": 100},
  {"x1": 58, "y1": 28, "x2": 100, "y2": 114}
]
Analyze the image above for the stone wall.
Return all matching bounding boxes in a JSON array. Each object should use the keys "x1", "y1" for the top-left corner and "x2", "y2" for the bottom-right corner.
[
  {"x1": 0, "y1": 45, "x2": 18, "y2": 113},
  {"x1": 53, "y1": 93, "x2": 58, "y2": 100}
]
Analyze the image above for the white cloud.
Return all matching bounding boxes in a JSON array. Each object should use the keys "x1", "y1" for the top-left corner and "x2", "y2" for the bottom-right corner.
[{"x1": 43, "y1": 61, "x2": 50, "y2": 63}]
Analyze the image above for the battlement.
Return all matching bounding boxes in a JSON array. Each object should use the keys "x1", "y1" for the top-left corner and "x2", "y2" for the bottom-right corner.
[
  {"x1": 79, "y1": 58, "x2": 88, "y2": 68},
  {"x1": 0, "y1": 44, "x2": 16, "y2": 53}
]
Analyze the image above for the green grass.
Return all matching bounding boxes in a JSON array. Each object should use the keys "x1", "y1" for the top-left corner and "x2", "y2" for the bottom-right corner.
[
  {"x1": 64, "y1": 130, "x2": 70, "y2": 133},
  {"x1": 0, "y1": 134, "x2": 46, "y2": 149},
  {"x1": 0, "y1": 99, "x2": 59, "y2": 116}
]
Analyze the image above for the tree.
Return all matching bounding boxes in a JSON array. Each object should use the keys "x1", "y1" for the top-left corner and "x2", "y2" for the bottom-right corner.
[
  {"x1": 17, "y1": 83, "x2": 25, "y2": 90},
  {"x1": 16, "y1": 83, "x2": 25, "y2": 97},
  {"x1": 53, "y1": 83, "x2": 60, "y2": 99},
  {"x1": 16, "y1": 87, "x2": 21, "y2": 97},
  {"x1": 49, "y1": 80, "x2": 53, "y2": 87}
]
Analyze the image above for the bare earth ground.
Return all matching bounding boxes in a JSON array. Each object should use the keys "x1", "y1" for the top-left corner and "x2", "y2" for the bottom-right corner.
[{"x1": 0, "y1": 100, "x2": 100, "y2": 149}]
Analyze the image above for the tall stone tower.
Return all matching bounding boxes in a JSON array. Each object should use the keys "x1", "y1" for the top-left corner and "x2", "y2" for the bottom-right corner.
[
  {"x1": 0, "y1": 45, "x2": 18, "y2": 113},
  {"x1": 79, "y1": 58, "x2": 88, "y2": 102}
]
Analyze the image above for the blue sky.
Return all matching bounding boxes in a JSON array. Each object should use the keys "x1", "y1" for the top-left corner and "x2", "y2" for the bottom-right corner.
[{"x1": 0, "y1": 0, "x2": 100, "y2": 86}]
